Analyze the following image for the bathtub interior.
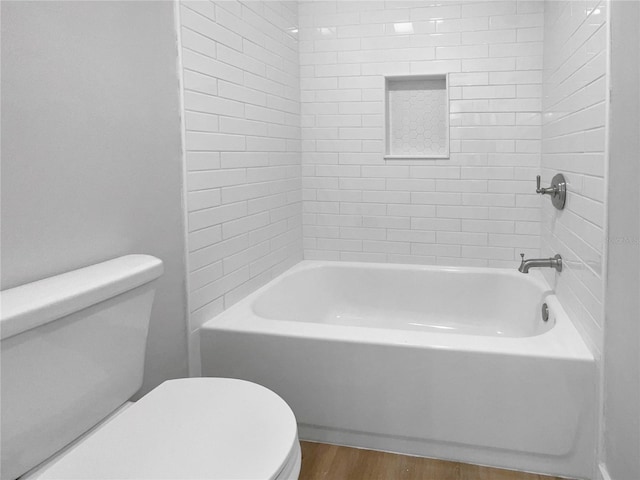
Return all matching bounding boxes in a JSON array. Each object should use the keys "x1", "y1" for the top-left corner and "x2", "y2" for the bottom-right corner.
[{"x1": 252, "y1": 263, "x2": 554, "y2": 337}]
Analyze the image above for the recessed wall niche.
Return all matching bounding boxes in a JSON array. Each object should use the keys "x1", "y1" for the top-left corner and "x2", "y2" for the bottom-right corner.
[{"x1": 384, "y1": 74, "x2": 449, "y2": 159}]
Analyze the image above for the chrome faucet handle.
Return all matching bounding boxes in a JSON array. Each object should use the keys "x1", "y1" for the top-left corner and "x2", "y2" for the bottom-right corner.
[
  {"x1": 536, "y1": 175, "x2": 554, "y2": 195},
  {"x1": 519, "y1": 252, "x2": 525, "y2": 265},
  {"x1": 535, "y1": 174, "x2": 566, "y2": 210}
]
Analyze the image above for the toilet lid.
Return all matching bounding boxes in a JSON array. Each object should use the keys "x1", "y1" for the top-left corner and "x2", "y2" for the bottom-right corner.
[{"x1": 36, "y1": 378, "x2": 299, "y2": 480}]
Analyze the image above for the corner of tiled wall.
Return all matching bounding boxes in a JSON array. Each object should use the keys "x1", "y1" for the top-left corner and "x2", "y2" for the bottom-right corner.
[
  {"x1": 541, "y1": 0, "x2": 608, "y2": 356},
  {"x1": 178, "y1": 0, "x2": 303, "y2": 350}
]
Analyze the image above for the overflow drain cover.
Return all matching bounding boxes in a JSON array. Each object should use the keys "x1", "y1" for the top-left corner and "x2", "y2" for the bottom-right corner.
[{"x1": 541, "y1": 303, "x2": 550, "y2": 322}]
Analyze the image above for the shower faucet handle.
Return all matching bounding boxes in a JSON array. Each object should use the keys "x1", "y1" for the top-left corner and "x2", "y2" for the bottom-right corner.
[
  {"x1": 535, "y1": 173, "x2": 567, "y2": 210},
  {"x1": 536, "y1": 175, "x2": 553, "y2": 195}
]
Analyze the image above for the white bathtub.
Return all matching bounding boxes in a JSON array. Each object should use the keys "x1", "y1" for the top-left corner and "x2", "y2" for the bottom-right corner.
[{"x1": 200, "y1": 261, "x2": 596, "y2": 479}]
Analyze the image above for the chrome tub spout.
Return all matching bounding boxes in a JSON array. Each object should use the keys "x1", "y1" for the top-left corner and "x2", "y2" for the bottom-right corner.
[{"x1": 518, "y1": 253, "x2": 563, "y2": 273}]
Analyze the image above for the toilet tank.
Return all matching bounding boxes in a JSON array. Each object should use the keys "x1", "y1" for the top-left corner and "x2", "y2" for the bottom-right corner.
[{"x1": 0, "y1": 255, "x2": 163, "y2": 480}]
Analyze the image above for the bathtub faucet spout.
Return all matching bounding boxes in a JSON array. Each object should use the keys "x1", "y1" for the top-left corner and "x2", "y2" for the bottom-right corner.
[{"x1": 518, "y1": 253, "x2": 563, "y2": 274}]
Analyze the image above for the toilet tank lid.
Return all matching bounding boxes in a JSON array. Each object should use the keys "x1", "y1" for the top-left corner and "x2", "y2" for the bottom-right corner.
[{"x1": 0, "y1": 255, "x2": 163, "y2": 340}]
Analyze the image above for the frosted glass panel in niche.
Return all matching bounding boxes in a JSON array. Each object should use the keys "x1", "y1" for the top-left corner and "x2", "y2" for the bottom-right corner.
[{"x1": 385, "y1": 75, "x2": 449, "y2": 159}]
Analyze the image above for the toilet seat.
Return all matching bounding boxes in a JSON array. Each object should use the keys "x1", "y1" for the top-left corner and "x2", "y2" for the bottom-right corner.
[{"x1": 31, "y1": 378, "x2": 300, "y2": 480}]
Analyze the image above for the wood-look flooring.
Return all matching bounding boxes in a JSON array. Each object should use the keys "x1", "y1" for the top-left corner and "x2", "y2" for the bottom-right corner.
[{"x1": 299, "y1": 442, "x2": 567, "y2": 480}]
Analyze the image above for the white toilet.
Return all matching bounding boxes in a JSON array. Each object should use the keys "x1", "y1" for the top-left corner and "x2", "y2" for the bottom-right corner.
[{"x1": 0, "y1": 255, "x2": 301, "y2": 480}]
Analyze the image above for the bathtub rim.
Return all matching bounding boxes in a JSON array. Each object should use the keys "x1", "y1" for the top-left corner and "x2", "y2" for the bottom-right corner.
[{"x1": 201, "y1": 260, "x2": 594, "y2": 362}]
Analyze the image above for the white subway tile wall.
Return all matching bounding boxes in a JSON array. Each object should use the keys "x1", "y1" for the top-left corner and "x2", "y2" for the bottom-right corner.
[
  {"x1": 541, "y1": 0, "x2": 608, "y2": 354},
  {"x1": 179, "y1": 0, "x2": 302, "y2": 330},
  {"x1": 299, "y1": 0, "x2": 544, "y2": 267}
]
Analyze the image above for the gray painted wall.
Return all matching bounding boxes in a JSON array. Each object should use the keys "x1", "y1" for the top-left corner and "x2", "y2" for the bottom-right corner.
[
  {"x1": 1, "y1": 1, "x2": 188, "y2": 395},
  {"x1": 602, "y1": 1, "x2": 640, "y2": 478}
]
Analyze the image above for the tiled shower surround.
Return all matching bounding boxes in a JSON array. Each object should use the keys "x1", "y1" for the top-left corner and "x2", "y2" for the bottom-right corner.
[
  {"x1": 300, "y1": 1, "x2": 544, "y2": 266},
  {"x1": 541, "y1": 0, "x2": 608, "y2": 355},
  {"x1": 178, "y1": 0, "x2": 303, "y2": 329},
  {"x1": 178, "y1": 0, "x2": 608, "y2": 353}
]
